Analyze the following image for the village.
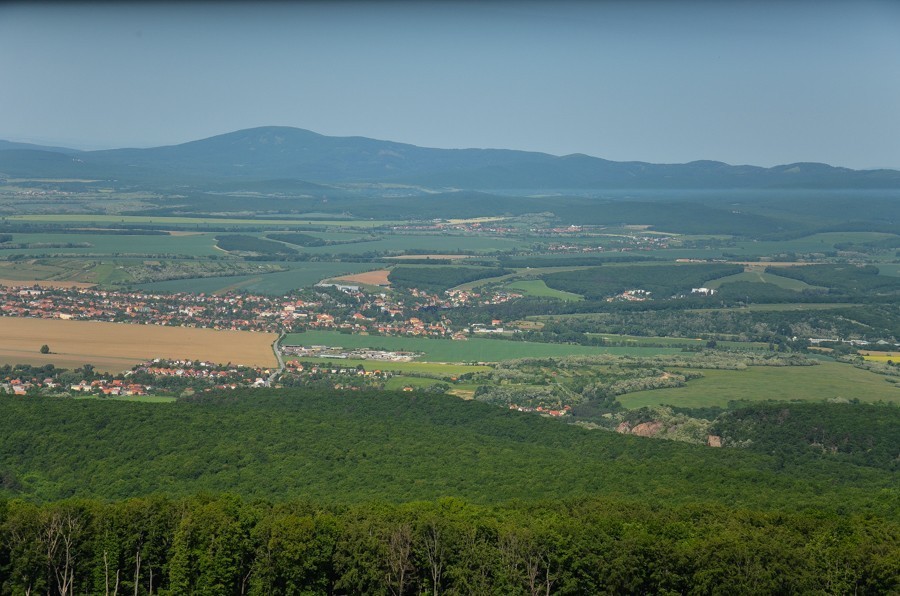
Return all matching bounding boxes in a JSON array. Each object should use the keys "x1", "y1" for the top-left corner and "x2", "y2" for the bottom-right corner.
[
  {"x1": 0, "y1": 355, "x2": 403, "y2": 397},
  {"x1": 0, "y1": 281, "x2": 520, "y2": 340}
]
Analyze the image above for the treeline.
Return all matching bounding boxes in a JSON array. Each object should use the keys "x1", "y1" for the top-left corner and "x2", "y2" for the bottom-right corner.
[
  {"x1": 1, "y1": 495, "x2": 896, "y2": 595},
  {"x1": 497, "y1": 254, "x2": 662, "y2": 268},
  {"x1": 388, "y1": 266, "x2": 513, "y2": 292},
  {"x1": 535, "y1": 304, "x2": 900, "y2": 344}
]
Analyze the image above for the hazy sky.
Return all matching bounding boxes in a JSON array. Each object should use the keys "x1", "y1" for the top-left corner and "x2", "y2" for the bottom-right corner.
[{"x1": 2, "y1": 1, "x2": 899, "y2": 169}]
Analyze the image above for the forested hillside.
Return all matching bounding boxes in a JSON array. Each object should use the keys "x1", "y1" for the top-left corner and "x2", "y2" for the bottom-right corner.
[{"x1": 0, "y1": 392, "x2": 894, "y2": 515}]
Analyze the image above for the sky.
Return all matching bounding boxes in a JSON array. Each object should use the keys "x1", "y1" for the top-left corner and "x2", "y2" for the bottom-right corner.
[{"x1": 1, "y1": 1, "x2": 899, "y2": 169}]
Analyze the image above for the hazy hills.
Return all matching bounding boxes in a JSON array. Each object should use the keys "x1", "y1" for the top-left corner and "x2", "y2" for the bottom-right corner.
[{"x1": 2, "y1": 126, "x2": 900, "y2": 190}]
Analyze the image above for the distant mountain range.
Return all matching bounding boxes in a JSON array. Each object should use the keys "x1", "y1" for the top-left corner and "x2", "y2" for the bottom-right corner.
[{"x1": 2, "y1": 126, "x2": 899, "y2": 189}]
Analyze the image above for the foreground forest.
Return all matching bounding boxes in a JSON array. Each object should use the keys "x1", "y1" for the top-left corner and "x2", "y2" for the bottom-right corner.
[
  {"x1": 0, "y1": 390, "x2": 897, "y2": 594},
  {"x1": 1, "y1": 495, "x2": 897, "y2": 595}
]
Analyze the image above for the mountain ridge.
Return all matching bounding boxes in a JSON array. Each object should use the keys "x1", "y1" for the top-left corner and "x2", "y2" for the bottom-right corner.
[{"x1": 2, "y1": 125, "x2": 899, "y2": 189}]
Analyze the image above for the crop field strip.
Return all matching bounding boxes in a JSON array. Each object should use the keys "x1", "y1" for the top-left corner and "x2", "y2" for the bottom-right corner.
[
  {"x1": 6, "y1": 214, "x2": 401, "y2": 228},
  {"x1": 282, "y1": 330, "x2": 684, "y2": 362},
  {"x1": 618, "y1": 361, "x2": 900, "y2": 409},
  {"x1": 0, "y1": 317, "x2": 277, "y2": 371}
]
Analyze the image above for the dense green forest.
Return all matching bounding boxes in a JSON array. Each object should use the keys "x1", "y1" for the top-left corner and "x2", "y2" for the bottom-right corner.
[
  {"x1": 0, "y1": 392, "x2": 894, "y2": 515},
  {"x1": 1, "y1": 494, "x2": 896, "y2": 595},
  {"x1": 711, "y1": 402, "x2": 900, "y2": 470}
]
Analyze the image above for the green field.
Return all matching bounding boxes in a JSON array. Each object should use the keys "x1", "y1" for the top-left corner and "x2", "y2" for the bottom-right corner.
[
  {"x1": 137, "y1": 261, "x2": 373, "y2": 294},
  {"x1": 290, "y1": 357, "x2": 492, "y2": 376},
  {"x1": 6, "y1": 214, "x2": 399, "y2": 228},
  {"x1": 618, "y1": 361, "x2": 900, "y2": 409},
  {"x1": 729, "y1": 232, "x2": 899, "y2": 257},
  {"x1": 283, "y1": 330, "x2": 684, "y2": 362},
  {"x1": 299, "y1": 233, "x2": 528, "y2": 255},
  {"x1": 704, "y1": 270, "x2": 818, "y2": 291},
  {"x1": 506, "y1": 279, "x2": 584, "y2": 300},
  {"x1": 3, "y1": 232, "x2": 221, "y2": 257},
  {"x1": 878, "y1": 263, "x2": 900, "y2": 277}
]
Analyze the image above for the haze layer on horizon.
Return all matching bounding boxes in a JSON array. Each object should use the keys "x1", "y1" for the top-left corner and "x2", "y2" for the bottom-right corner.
[{"x1": 1, "y1": 0, "x2": 899, "y2": 170}]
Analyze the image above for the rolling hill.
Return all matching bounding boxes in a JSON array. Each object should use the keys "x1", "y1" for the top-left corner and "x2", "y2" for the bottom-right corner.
[{"x1": 3, "y1": 126, "x2": 900, "y2": 189}]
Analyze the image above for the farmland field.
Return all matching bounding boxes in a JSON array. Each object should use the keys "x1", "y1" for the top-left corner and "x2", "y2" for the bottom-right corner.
[
  {"x1": 0, "y1": 317, "x2": 277, "y2": 371},
  {"x1": 137, "y1": 261, "x2": 373, "y2": 294},
  {"x1": 505, "y1": 279, "x2": 583, "y2": 300},
  {"x1": 2, "y1": 232, "x2": 221, "y2": 257},
  {"x1": 618, "y1": 361, "x2": 900, "y2": 409},
  {"x1": 859, "y1": 351, "x2": 899, "y2": 363},
  {"x1": 282, "y1": 330, "x2": 683, "y2": 362},
  {"x1": 298, "y1": 233, "x2": 528, "y2": 255},
  {"x1": 704, "y1": 270, "x2": 818, "y2": 291},
  {"x1": 326, "y1": 269, "x2": 391, "y2": 286},
  {"x1": 878, "y1": 263, "x2": 900, "y2": 277},
  {"x1": 5, "y1": 214, "x2": 400, "y2": 228}
]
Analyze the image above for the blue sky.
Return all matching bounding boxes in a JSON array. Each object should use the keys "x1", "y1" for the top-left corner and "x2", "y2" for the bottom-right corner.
[{"x1": 1, "y1": 1, "x2": 899, "y2": 169}]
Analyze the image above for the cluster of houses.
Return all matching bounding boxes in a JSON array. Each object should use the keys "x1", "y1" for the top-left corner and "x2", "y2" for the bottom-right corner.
[
  {"x1": 1, "y1": 376, "x2": 151, "y2": 397},
  {"x1": 0, "y1": 286, "x2": 306, "y2": 333},
  {"x1": 129, "y1": 359, "x2": 271, "y2": 388},
  {"x1": 607, "y1": 289, "x2": 652, "y2": 302},
  {"x1": 509, "y1": 404, "x2": 572, "y2": 417}
]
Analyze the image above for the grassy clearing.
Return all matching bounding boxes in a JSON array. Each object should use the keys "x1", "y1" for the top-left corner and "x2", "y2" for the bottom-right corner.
[
  {"x1": 6, "y1": 214, "x2": 399, "y2": 228},
  {"x1": 618, "y1": 361, "x2": 900, "y2": 409},
  {"x1": 704, "y1": 270, "x2": 818, "y2": 291},
  {"x1": 451, "y1": 266, "x2": 590, "y2": 292},
  {"x1": 0, "y1": 318, "x2": 277, "y2": 372},
  {"x1": 506, "y1": 279, "x2": 583, "y2": 301},
  {"x1": 282, "y1": 330, "x2": 683, "y2": 362}
]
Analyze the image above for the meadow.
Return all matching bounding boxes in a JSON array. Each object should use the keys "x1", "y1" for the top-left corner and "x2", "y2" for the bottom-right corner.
[
  {"x1": 282, "y1": 330, "x2": 683, "y2": 362},
  {"x1": 504, "y1": 279, "x2": 584, "y2": 300},
  {"x1": 0, "y1": 317, "x2": 277, "y2": 372},
  {"x1": 704, "y1": 269, "x2": 819, "y2": 291},
  {"x1": 618, "y1": 361, "x2": 899, "y2": 409}
]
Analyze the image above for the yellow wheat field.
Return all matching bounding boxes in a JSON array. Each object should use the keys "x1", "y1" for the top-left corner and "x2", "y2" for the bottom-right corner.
[{"x1": 0, "y1": 317, "x2": 277, "y2": 372}]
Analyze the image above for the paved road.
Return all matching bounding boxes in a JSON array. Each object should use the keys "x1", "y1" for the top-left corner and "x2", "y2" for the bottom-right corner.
[{"x1": 268, "y1": 333, "x2": 286, "y2": 385}]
